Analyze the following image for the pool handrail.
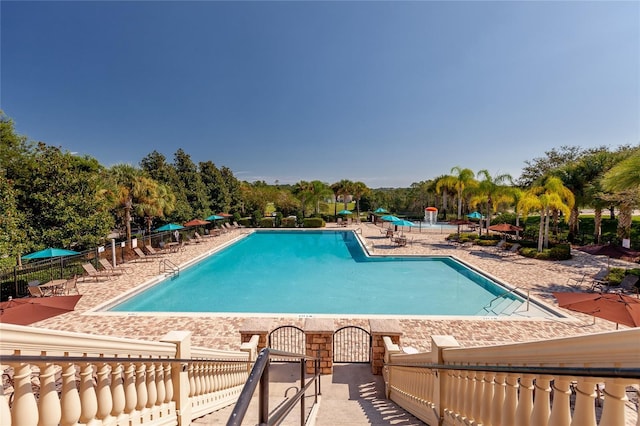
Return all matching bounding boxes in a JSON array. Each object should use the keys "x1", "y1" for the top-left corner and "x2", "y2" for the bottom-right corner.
[{"x1": 227, "y1": 347, "x2": 321, "y2": 426}]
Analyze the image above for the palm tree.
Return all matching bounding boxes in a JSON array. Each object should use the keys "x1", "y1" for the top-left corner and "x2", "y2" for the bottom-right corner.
[
  {"x1": 434, "y1": 175, "x2": 454, "y2": 221},
  {"x1": 331, "y1": 180, "x2": 353, "y2": 215},
  {"x1": 134, "y1": 179, "x2": 176, "y2": 237},
  {"x1": 350, "y1": 181, "x2": 370, "y2": 221},
  {"x1": 308, "y1": 180, "x2": 333, "y2": 215},
  {"x1": 472, "y1": 170, "x2": 513, "y2": 232},
  {"x1": 518, "y1": 176, "x2": 574, "y2": 251},
  {"x1": 293, "y1": 181, "x2": 313, "y2": 218},
  {"x1": 601, "y1": 149, "x2": 640, "y2": 242},
  {"x1": 442, "y1": 167, "x2": 477, "y2": 219}
]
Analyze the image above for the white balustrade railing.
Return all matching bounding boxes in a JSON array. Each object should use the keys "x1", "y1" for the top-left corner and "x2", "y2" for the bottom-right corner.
[
  {"x1": 0, "y1": 324, "x2": 254, "y2": 426},
  {"x1": 383, "y1": 329, "x2": 640, "y2": 426}
]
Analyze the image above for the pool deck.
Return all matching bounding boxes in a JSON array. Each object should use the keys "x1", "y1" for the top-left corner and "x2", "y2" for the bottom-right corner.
[{"x1": 28, "y1": 223, "x2": 639, "y2": 352}]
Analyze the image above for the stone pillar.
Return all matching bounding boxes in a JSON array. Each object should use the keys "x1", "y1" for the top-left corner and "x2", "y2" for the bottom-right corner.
[
  {"x1": 304, "y1": 318, "x2": 335, "y2": 375},
  {"x1": 369, "y1": 319, "x2": 403, "y2": 375},
  {"x1": 239, "y1": 318, "x2": 272, "y2": 354}
]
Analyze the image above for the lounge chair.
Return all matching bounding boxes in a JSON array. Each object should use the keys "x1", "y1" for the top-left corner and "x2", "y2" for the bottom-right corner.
[
  {"x1": 194, "y1": 232, "x2": 210, "y2": 242},
  {"x1": 491, "y1": 240, "x2": 507, "y2": 252},
  {"x1": 145, "y1": 245, "x2": 167, "y2": 256},
  {"x1": 99, "y1": 258, "x2": 132, "y2": 275},
  {"x1": 133, "y1": 247, "x2": 160, "y2": 262},
  {"x1": 233, "y1": 221, "x2": 246, "y2": 229},
  {"x1": 56, "y1": 276, "x2": 79, "y2": 296},
  {"x1": 500, "y1": 243, "x2": 521, "y2": 256},
  {"x1": 597, "y1": 274, "x2": 640, "y2": 295},
  {"x1": 81, "y1": 263, "x2": 114, "y2": 281},
  {"x1": 27, "y1": 286, "x2": 45, "y2": 297},
  {"x1": 224, "y1": 222, "x2": 234, "y2": 231},
  {"x1": 567, "y1": 268, "x2": 609, "y2": 291}
]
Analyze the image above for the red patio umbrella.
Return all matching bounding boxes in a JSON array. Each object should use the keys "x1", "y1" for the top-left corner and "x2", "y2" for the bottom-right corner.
[
  {"x1": 576, "y1": 244, "x2": 640, "y2": 262},
  {"x1": 183, "y1": 219, "x2": 210, "y2": 227},
  {"x1": 553, "y1": 291, "x2": 640, "y2": 328},
  {"x1": 0, "y1": 295, "x2": 82, "y2": 326},
  {"x1": 488, "y1": 223, "x2": 523, "y2": 233}
]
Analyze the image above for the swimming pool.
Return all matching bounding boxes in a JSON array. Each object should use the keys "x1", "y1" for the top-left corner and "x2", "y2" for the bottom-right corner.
[{"x1": 108, "y1": 230, "x2": 548, "y2": 317}]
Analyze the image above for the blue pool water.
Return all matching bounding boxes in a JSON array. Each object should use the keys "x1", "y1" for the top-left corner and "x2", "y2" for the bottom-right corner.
[{"x1": 109, "y1": 231, "x2": 521, "y2": 316}]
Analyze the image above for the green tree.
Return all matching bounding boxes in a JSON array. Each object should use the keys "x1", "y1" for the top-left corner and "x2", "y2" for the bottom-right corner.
[
  {"x1": 331, "y1": 179, "x2": 353, "y2": 213},
  {"x1": 17, "y1": 144, "x2": 114, "y2": 250},
  {"x1": 601, "y1": 148, "x2": 640, "y2": 242},
  {"x1": 470, "y1": 170, "x2": 513, "y2": 232},
  {"x1": 134, "y1": 178, "x2": 176, "y2": 235},
  {"x1": 518, "y1": 176, "x2": 574, "y2": 251},
  {"x1": 199, "y1": 161, "x2": 229, "y2": 214},
  {"x1": 173, "y1": 149, "x2": 209, "y2": 220},
  {"x1": 439, "y1": 167, "x2": 477, "y2": 219},
  {"x1": 350, "y1": 181, "x2": 370, "y2": 220},
  {"x1": 309, "y1": 180, "x2": 333, "y2": 216}
]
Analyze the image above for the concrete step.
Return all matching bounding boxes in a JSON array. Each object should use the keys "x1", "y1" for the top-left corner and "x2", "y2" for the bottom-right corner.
[{"x1": 195, "y1": 363, "x2": 425, "y2": 425}]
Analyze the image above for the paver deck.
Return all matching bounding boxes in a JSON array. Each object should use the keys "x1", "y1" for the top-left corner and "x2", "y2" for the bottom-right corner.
[{"x1": 29, "y1": 223, "x2": 639, "y2": 351}]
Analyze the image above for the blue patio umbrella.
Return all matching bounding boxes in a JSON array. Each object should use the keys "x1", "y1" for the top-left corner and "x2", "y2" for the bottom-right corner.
[
  {"x1": 338, "y1": 210, "x2": 352, "y2": 215},
  {"x1": 22, "y1": 247, "x2": 79, "y2": 260},
  {"x1": 205, "y1": 214, "x2": 224, "y2": 221},
  {"x1": 380, "y1": 215, "x2": 400, "y2": 222},
  {"x1": 467, "y1": 211, "x2": 483, "y2": 219},
  {"x1": 374, "y1": 207, "x2": 388, "y2": 214},
  {"x1": 155, "y1": 223, "x2": 185, "y2": 232},
  {"x1": 392, "y1": 219, "x2": 415, "y2": 228}
]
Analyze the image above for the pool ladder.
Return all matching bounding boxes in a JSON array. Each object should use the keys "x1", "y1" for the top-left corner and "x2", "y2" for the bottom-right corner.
[{"x1": 159, "y1": 259, "x2": 180, "y2": 277}]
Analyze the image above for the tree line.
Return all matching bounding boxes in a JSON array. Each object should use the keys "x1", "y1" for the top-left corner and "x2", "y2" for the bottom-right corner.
[{"x1": 1, "y1": 111, "x2": 638, "y2": 267}]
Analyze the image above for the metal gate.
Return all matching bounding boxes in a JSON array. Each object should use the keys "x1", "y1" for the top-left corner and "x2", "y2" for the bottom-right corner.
[
  {"x1": 268, "y1": 325, "x2": 305, "y2": 362},
  {"x1": 333, "y1": 326, "x2": 371, "y2": 363}
]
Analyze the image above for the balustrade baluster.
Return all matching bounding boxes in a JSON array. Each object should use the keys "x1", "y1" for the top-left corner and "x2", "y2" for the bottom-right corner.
[
  {"x1": 79, "y1": 362, "x2": 98, "y2": 424},
  {"x1": 146, "y1": 362, "x2": 157, "y2": 409},
  {"x1": 95, "y1": 362, "x2": 112, "y2": 421},
  {"x1": 135, "y1": 362, "x2": 148, "y2": 412},
  {"x1": 531, "y1": 375, "x2": 552, "y2": 426},
  {"x1": 548, "y1": 376, "x2": 572, "y2": 426},
  {"x1": 110, "y1": 362, "x2": 125, "y2": 419},
  {"x1": 59, "y1": 362, "x2": 80, "y2": 426},
  {"x1": 468, "y1": 371, "x2": 481, "y2": 425},
  {"x1": 459, "y1": 370, "x2": 472, "y2": 424},
  {"x1": 502, "y1": 373, "x2": 519, "y2": 426},
  {"x1": 205, "y1": 362, "x2": 214, "y2": 394},
  {"x1": 491, "y1": 372, "x2": 506, "y2": 426},
  {"x1": 37, "y1": 362, "x2": 61, "y2": 426},
  {"x1": 448, "y1": 370, "x2": 463, "y2": 424},
  {"x1": 598, "y1": 378, "x2": 628, "y2": 426},
  {"x1": 188, "y1": 363, "x2": 196, "y2": 397},
  {"x1": 156, "y1": 362, "x2": 166, "y2": 409},
  {"x1": 11, "y1": 363, "x2": 38, "y2": 426},
  {"x1": 571, "y1": 377, "x2": 597, "y2": 426},
  {"x1": 515, "y1": 374, "x2": 534, "y2": 426},
  {"x1": 123, "y1": 363, "x2": 136, "y2": 414},
  {"x1": 211, "y1": 363, "x2": 221, "y2": 392},
  {"x1": 163, "y1": 363, "x2": 173, "y2": 404},
  {"x1": 479, "y1": 371, "x2": 494, "y2": 426}
]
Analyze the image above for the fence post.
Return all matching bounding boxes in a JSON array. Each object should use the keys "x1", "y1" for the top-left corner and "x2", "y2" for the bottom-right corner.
[
  {"x1": 369, "y1": 319, "x2": 402, "y2": 375},
  {"x1": 161, "y1": 331, "x2": 192, "y2": 426},
  {"x1": 430, "y1": 335, "x2": 460, "y2": 423},
  {"x1": 304, "y1": 318, "x2": 335, "y2": 375}
]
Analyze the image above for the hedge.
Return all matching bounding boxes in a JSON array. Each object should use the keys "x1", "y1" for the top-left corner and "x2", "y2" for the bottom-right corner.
[{"x1": 302, "y1": 217, "x2": 325, "y2": 228}]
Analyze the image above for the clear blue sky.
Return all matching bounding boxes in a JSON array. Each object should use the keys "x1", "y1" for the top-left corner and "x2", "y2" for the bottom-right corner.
[{"x1": 2, "y1": 1, "x2": 638, "y2": 188}]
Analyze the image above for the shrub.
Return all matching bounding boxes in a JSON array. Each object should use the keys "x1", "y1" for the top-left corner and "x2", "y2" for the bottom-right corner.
[
  {"x1": 238, "y1": 218, "x2": 251, "y2": 227},
  {"x1": 281, "y1": 217, "x2": 297, "y2": 228},
  {"x1": 519, "y1": 244, "x2": 571, "y2": 261},
  {"x1": 303, "y1": 217, "x2": 325, "y2": 228},
  {"x1": 259, "y1": 217, "x2": 275, "y2": 228}
]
